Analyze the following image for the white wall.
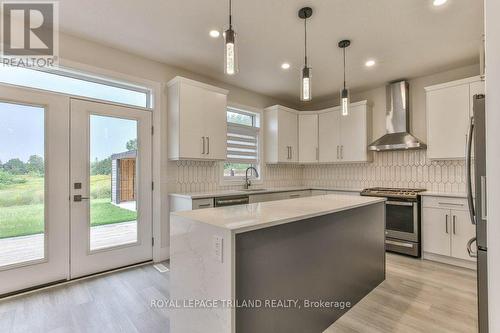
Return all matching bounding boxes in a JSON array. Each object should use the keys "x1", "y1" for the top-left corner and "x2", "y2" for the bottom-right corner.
[{"x1": 485, "y1": 1, "x2": 500, "y2": 331}]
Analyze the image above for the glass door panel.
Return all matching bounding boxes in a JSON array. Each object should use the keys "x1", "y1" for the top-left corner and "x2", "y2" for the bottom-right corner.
[
  {"x1": 89, "y1": 115, "x2": 138, "y2": 251},
  {"x1": 0, "y1": 102, "x2": 45, "y2": 268}
]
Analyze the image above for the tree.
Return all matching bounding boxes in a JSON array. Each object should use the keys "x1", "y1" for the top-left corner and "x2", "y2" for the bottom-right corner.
[
  {"x1": 91, "y1": 157, "x2": 112, "y2": 175},
  {"x1": 126, "y1": 139, "x2": 137, "y2": 151},
  {"x1": 3, "y1": 158, "x2": 26, "y2": 175},
  {"x1": 26, "y1": 155, "x2": 44, "y2": 175}
]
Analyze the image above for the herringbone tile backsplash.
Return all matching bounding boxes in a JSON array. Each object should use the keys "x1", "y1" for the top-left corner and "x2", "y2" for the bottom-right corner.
[{"x1": 168, "y1": 150, "x2": 466, "y2": 194}]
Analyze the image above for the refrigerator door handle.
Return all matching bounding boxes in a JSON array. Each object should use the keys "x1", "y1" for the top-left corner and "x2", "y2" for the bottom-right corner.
[
  {"x1": 467, "y1": 237, "x2": 478, "y2": 258},
  {"x1": 466, "y1": 116, "x2": 476, "y2": 225}
]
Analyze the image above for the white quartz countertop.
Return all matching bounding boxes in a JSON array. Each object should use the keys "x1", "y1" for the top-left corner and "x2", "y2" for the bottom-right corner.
[
  {"x1": 171, "y1": 194, "x2": 385, "y2": 233},
  {"x1": 169, "y1": 186, "x2": 361, "y2": 199}
]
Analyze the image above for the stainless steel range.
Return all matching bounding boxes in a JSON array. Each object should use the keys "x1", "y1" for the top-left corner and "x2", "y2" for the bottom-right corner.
[{"x1": 361, "y1": 187, "x2": 426, "y2": 257}]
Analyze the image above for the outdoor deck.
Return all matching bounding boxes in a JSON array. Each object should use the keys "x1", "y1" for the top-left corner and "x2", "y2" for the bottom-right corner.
[{"x1": 0, "y1": 221, "x2": 137, "y2": 267}]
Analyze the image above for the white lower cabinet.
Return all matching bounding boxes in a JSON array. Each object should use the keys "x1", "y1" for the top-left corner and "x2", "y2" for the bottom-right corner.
[
  {"x1": 248, "y1": 190, "x2": 311, "y2": 204},
  {"x1": 422, "y1": 196, "x2": 476, "y2": 268}
]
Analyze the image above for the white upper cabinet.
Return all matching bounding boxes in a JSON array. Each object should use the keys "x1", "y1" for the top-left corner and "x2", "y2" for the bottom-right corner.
[
  {"x1": 318, "y1": 109, "x2": 341, "y2": 163},
  {"x1": 340, "y1": 103, "x2": 371, "y2": 163},
  {"x1": 318, "y1": 101, "x2": 371, "y2": 163},
  {"x1": 298, "y1": 113, "x2": 319, "y2": 163},
  {"x1": 425, "y1": 76, "x2": 484, "y2": 160},
  {"x1": 264, "y1": 105, "x2": 298, "y2": 163},
  {"x1": 265, "y1": 101, "x2": 371, "y2": 164},
  {"x1": 167, "y1": 77, "x2": 228, "y2": 160}
]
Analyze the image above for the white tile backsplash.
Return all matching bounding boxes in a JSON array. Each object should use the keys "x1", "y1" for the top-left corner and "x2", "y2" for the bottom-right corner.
[
  {"x1": 167, "y1": 151, "x2": 466, "y2": 194},
  {"x1": 167, "y1": 161, "x2": 304, "y2": 193},
  {"x1": 302, "y1": 150, "x2": 466, "y2": 193}
]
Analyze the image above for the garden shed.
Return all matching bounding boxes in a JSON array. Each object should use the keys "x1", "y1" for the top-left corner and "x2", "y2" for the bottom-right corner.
[{"x1": 111, "y1": 150, "x2": 137, "y2": 204}]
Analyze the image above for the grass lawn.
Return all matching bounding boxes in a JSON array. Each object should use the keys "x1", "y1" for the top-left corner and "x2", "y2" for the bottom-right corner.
[
  {"x1": 0, "y1": 174, "x2": 137, "y2": 239},
  {"x1": 0, "y1": 199, "x2": 136, "y2": 239}
]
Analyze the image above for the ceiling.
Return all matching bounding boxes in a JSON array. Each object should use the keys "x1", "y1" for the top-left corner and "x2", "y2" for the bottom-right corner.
[{"x1": 57, "y1": 0, "x2": 483, "y2": 107}]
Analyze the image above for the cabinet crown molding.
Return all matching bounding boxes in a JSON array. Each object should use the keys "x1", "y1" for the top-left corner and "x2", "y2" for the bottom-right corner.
[
  {"x1": 167, "y1": 76, "x2": 229, "y2": 95},
  {"x1": 265, "y1": 100, "x2": 369, "y2": 115},
  {"x1": 424, "y1": 75, "x2": 483, "y2": 92}
]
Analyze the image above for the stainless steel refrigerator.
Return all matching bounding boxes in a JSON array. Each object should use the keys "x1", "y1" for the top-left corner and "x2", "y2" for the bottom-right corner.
[{"x1": 466, "y1": 93, "x2": 488, "y2": 333}]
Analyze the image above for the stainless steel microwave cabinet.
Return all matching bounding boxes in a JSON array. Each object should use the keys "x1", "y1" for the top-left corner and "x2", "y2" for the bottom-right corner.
[
  {"x1": 425, "y1": 76, "x2": 484, "y2": 160},
  {"x1": 167, "y1": 76, "x2": 228, "y2": 161},
  {"x1": 422, "y1": 196, "x2": 476, "y2": 269}
]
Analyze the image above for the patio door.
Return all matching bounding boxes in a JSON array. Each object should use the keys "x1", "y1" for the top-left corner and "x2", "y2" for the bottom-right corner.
[
  {"x1": 70, "y1": 99, "x2": 152, "y2": 278},
  {"x1": 0, "y1": 85, "x2": 69, "y2": 295}
]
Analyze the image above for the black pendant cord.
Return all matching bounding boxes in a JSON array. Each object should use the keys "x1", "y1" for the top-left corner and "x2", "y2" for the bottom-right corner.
[
  {"x1": 343, "y1": 47, "x2": 346, "y2": 90},
  {"x1": 304, "y1": 18, "x2": 308, "y2": 66},
  {"x1": 229, "y1": 0, "x2": 232, "y2": 29}
]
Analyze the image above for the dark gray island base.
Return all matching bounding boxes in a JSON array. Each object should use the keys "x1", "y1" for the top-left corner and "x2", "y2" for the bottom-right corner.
[{"x1": 236, "y1": 204, "x2": 385, "y2": 333}]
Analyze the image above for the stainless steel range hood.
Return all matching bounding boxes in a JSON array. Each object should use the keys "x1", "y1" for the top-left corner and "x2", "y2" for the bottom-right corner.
[{"x1": 368, "y1": 81, "x2": 427, "y2": 151}]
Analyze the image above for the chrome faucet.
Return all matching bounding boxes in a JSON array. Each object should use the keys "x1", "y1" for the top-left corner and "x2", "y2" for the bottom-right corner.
[{"x1": 244, "y1": 167, "x2": 259, "y2": 189}]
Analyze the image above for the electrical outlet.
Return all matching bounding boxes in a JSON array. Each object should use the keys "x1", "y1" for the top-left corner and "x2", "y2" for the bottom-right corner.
[{"x1": 213, "y1": 235, "x2": 223, "y2": 263}]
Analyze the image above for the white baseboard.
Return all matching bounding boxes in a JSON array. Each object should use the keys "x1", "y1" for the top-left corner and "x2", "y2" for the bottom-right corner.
[{"x1": 423, "y1": 252, "x2": 477, "y2": 270}]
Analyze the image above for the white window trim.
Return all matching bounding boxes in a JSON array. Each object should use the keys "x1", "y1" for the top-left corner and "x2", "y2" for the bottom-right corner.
[{"x1": 219, "y1": 102, "x2": 264, "y2": 186}]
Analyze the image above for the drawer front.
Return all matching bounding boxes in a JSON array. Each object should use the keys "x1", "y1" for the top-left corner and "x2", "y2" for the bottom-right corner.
[
  {"x1": 326, "y1": 191, "x2": 360, "y2": 196},
  {"x1": 192, "y1": 198, "x2": 214, "y2": 209},
  {"x1": 422, "y1": 196, "x2": 468, "y2": 211},
  {"x1": 311, "y1": 190, "x2": 328, "y2": 196},
  {"x1": 282, "y1": 190, "x2": 311, "y2": 199}
]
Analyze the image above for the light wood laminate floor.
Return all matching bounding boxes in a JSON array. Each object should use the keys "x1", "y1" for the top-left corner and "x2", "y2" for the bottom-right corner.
[
  {"x1": 326, "y1": 253, "x2": 478, "y2": 333},
  {"x1": 0, "y1": 254, "x2": 477, "y2": 333}
]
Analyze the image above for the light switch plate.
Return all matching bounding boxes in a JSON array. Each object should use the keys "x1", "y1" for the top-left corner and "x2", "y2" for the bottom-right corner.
[{"x1": 213, "y1": 235, "x2": 223, "y2": 263}]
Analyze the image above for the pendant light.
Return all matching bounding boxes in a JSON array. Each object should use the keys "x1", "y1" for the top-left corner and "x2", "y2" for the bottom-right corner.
[
  {"x1": 224, "y1": 0, "x2": 238, "y2": 75},
  {"x1": 339, "y1": 39, "x2": 351, "y2": 116},
  {"x1": 298, "y1": 7, "x2": 313, "y2": 101}
]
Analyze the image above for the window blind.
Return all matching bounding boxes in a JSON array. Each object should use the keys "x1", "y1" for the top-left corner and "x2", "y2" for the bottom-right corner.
[{"x1": 226, "y1": 122, "x2": 259, "y2": 164}]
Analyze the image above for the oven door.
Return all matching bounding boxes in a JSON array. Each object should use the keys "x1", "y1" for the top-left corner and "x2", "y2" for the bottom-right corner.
[{"x1": 385, "y1": 201, "x2": 418, "y2": 242}]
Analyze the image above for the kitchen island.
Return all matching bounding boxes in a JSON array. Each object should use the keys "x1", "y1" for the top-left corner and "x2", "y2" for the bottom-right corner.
[{"x1": 170, "y1": 194, "x2": 386, "y2": 333}]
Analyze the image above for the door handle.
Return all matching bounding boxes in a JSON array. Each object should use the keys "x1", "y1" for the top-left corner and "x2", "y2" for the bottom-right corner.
[
  {"x1": 337, "y1": 145, "x2": 340, "y2": 159},
  {"x1": 74, "y1": 195, "x2": 90, "y2": 202},
  {"x1": 467, "y1": 237, "x2": 478, "y2": 258},
  {"x1": 452, "y1": 215, "x2": 456, "y2": 235},
  {"x1": 445, "y1": 214, "x2": 449, "y2": 234},
  {"x1": 466, "y1": 116, "x2": 475, "y2": 225},
  {"x1": 340, "y1": 145, "x2": 344, "y2": 159},
  {"x1": 202, "y1": 137, "x2": 206, "y2": 154},
  {"x1": 316, "y1": 147, "x2": 319, "y2": 161},
  {"x1": 206, "y1": 136, "x2": 210, "y2": 155}
]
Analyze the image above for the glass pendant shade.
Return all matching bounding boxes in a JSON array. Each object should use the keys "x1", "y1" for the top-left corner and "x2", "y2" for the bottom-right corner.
[
  {"x1": 301, "y1": 66, "x2": 312, "y2": 101},
  {"x1": 224, "y1": 28, "x2": 238, "y2": 75},
  {"x1": 341, "y1": 87, "x2": 350, "y2": 116}
]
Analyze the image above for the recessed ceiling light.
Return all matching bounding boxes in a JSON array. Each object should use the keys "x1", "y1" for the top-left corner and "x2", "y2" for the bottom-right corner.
[
  {"x1": 209, "y1": 30, "x2": 220, "y2": 38},
  {"x1": 281, "y1": 62, "x2": 291, "y2": 70},
  {"x1": 433, "y1": 0, "x2": 447, "y2": 6},
  {"x1": 365, "y1": 60, "x2": 376, "y2": 67}
]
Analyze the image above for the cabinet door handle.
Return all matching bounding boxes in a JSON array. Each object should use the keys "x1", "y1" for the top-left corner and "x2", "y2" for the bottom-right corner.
[
  {"x1": 337, "y1": 145, "x2": 340, "y2": 159},
  {"x1": 445, "y1": 214, "x2": 449, "y2": 234},
  {"x1": 341, "y1": 145, "x2": 344, "y2": 159},
  {"x1": 202, "y1": 137, "x2": 206, "y2": 154},
  {"x1": 207, "y1": 136, "x2": 210, "y2": 155},
  {"x1": 316, "y1": 147, "x2": 319, "y2": 161},
  {"x1": 454, "y1": 216, "x2": 457, "y2": 234}
]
